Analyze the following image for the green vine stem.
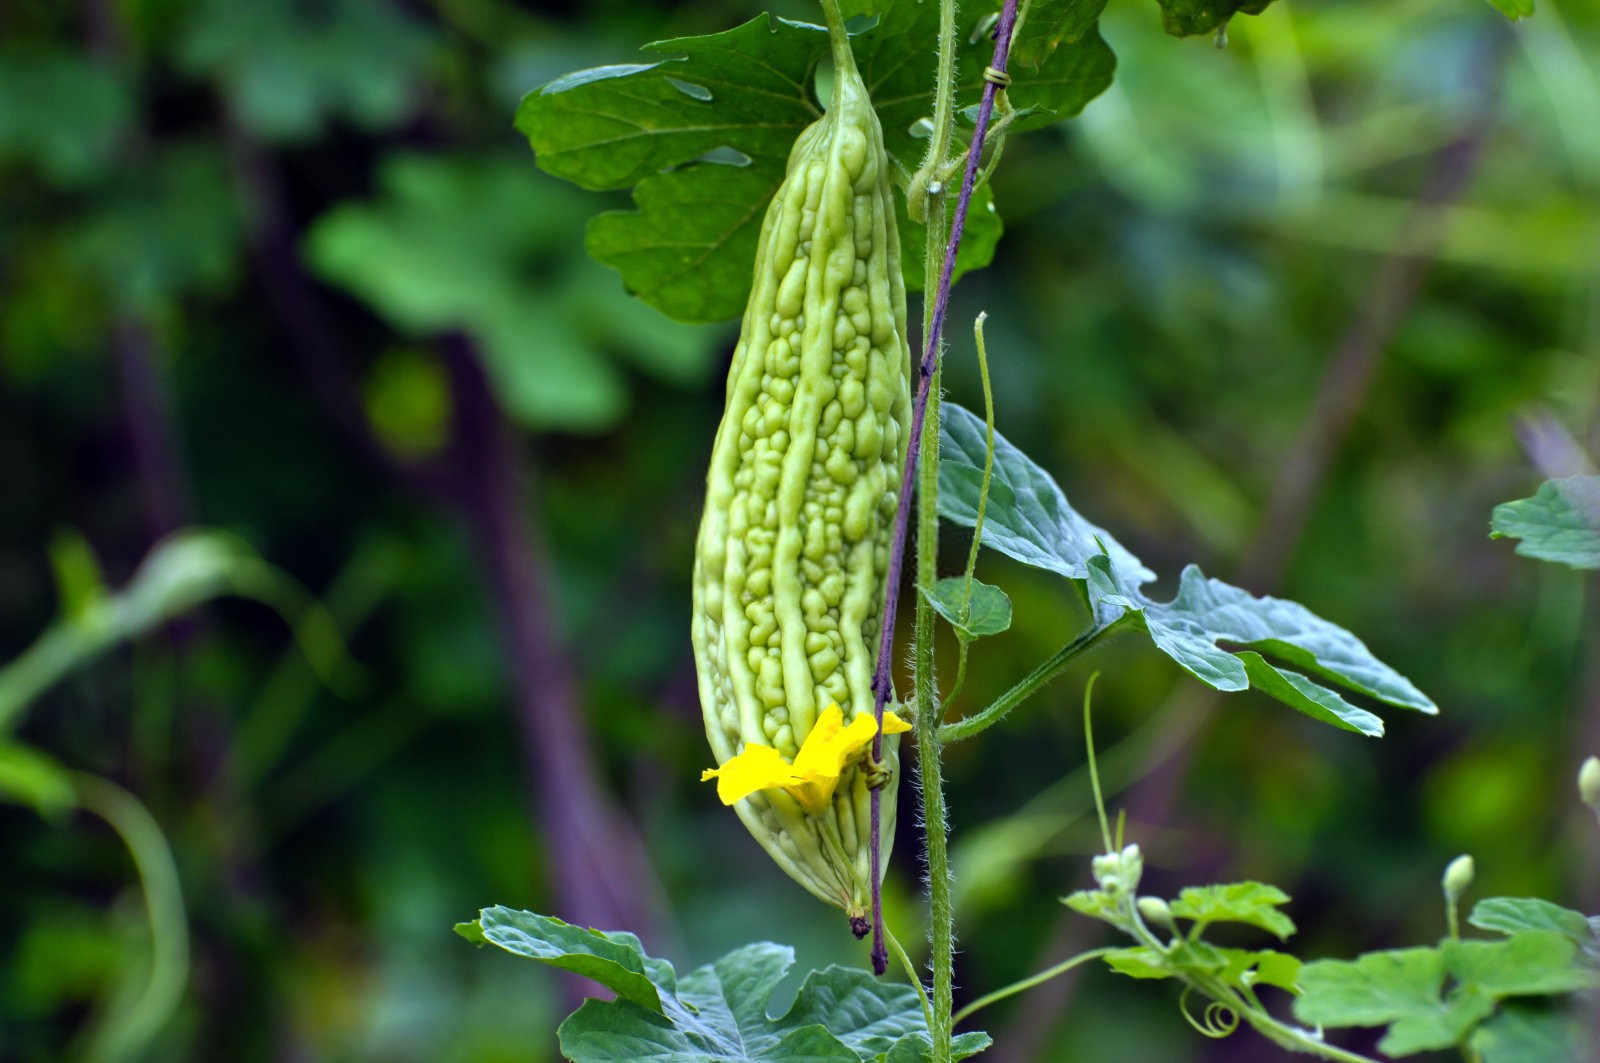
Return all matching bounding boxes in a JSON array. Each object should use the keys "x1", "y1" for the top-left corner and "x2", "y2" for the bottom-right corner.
[
  {"x1": 939, "y1": 313, "x2": 998, "y2": 711},
  {"x1": 950, "y1": 946, "x2": 1116, "y2": 1026},
  {"x1": 70, "y1": 772, "x2": 189, "y2": 1063},
  {"x1": 940, "y1": 617, "x2": 1130, "y2": 743}
]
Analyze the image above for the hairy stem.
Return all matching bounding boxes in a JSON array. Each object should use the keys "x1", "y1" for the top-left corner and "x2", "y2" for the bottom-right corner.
[
  {"x1": 867, "y1": 3, "x2": 1026, "y2": 1056},
  {"x1": 939, "y1": 619, "x2": 1126, "y2": 744}
]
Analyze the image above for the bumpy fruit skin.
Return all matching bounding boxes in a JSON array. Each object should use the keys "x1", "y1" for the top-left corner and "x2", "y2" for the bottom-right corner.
[{"x1": 691, "y1": 51, "x2": 911, "y2": 917}]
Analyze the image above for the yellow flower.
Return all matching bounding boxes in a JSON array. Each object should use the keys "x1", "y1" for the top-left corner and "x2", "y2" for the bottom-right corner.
[{"x1": 701, "y1": 704, "x2": 911, "y2": 814}]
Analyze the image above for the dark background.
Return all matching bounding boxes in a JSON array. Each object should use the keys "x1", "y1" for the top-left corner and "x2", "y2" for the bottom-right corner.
[{"x1": 2, "y1": 0, "x2": 1597, "y2": 1059}]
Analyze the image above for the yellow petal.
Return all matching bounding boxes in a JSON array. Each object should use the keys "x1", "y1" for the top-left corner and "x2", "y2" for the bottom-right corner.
[
  {"x1": 881, "y1": 710, "x2": 911, "y2": 735},
  {"x1": 792, "y1": 706, "x2": 873, "y2": 779},
  {"x1": 701, "y1": 744, "x2": 800, "y2": 806}
]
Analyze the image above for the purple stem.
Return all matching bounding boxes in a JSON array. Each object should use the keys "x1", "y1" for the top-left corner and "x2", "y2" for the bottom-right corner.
[{"x1": 868, "y1": 0, "x2": 1023, "y2": 977}]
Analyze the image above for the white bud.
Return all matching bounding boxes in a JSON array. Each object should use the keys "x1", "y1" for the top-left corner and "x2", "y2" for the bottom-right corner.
[
  {"x1": 1443, "y1": 854, "x2": 1475, "y2": 901},
  {"x1": 1137, "y1": 896, "x2": 1173, "y2": 929},
  {"x1": 1578, "y1": 756, "x2": 1600, "y2": 811}
]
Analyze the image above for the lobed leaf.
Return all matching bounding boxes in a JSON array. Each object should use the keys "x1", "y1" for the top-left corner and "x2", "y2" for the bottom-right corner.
[
  {"x1": 1294, "y1": 932, "x2": 1599, "y2": 1056},
  {"x1": 1469, "y1": 898, "x2": 1597, "y2": 950},
  {"x1": 1490, "y1": 476, "x2": 1600, "y2": 571},
  {"x1": 1470, "y1": 1003, "x2": 1589, "y2": 1063},
  {"x1": 1293, "y1": 947, "x2": 1493, "y2": 1055},
  {"x1": 517, "y1": 2, "x2": 1114, "y2": 321},
  {"x1": 305, "y1": 155, "x2": 713, "y2": 430},
  {"x1": 461, "y1": 906, "x2": 664, "y2": 1012},
  {"x1": 463, "y1": 907, "x2": 966, "y2": 1061},
  {"x1": 938, "y1": 403, "x2": 1436, "y2": 735},
  {"x1": 1169, "y1": 882, "x2": 1295, "y2": 941}
]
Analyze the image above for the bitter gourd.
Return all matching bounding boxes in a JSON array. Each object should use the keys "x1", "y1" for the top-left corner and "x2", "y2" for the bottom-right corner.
[{"x1": 692, "y1": 33, "x2": 912, "y2": 924}]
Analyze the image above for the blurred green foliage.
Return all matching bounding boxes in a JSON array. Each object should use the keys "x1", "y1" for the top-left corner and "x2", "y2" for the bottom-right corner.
[{"x1": 1, "y1": 0, "x2": 1597, "y2": 1061}]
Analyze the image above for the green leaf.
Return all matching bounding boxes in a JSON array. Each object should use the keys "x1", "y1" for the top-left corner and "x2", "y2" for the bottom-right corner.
[
  {"x1": 1152, "y1": 0, "x2": 1274, "y2": 38},
  {"x1": 1480, "y1": 0, "x2": 1535, "y2": 20},
  {"x1": 938, "y1": 403, "x2": 1436, "y2": 734},
  {"x1": 1470, "y1": 1003, "x2": 1589, "y2": 1063},
  {"x1": 938, "y1": 401, "x2": 1153, "y2": 593},
  {"x1": 883, "y1": 1031, "x2": 993, "y2": 1062},
  {"x1": 920, "y1": 577, "x2": 1013, "y2": 640},
  {"x1": 517, "y1": 3, "x2": 1114, "y2": 321},
  {"x1": 1469, "y1": 898, "x2": 1597, "y2": 949},
  {"x1": 1103, "y1": 946, "x2": 1177, "y2": 980},
  {"x1": 305, "y1": 155, "x2": 714, "y2": 431},
  {"x1": 1294, "y1": 933, "x2": 1599, "y2": 1056},
  {"x1": 1013, "y1": 0, "x2": 1111, "y2": 70},
  {"x1": 1293, "y1": 947, "x2": 1494, "y2": 1056},
  {"x1": 1229, "y1": 949, "x2": 1302, "y2": 992},
  {"x1": 0, "y1": 741, "x2": 76, "y2": 817},
  {"x1": 1491, "y1": 476, "x2": 1600, "y2": 571},
  {"x1": 64, "y1": 144, "x2": 242, "y2": 316},
  {"x1": 1441, "y1": 932, "x2": 1600, "y2": 998},
  {"x1": 179, "y1": 0, "x2": 435, "y2": 142},
  {"x1": 1063, "y1": 888, "x2": 1128, "y2": 930},
  {"x1": 0, "y1": 50, "x2": 133, "y2": 184},
  {"x1": 48, "y1": 529, "x2": 107, "y2": 623},
  {"x1": 897, "y1": 183, "x2": 1004, "y2": 293},
  {"x1": 466, "y1": 907, "x2": 965, "y2": 1061},
  {"x1": 1169, "y1": 882, "x2": 1296, "y2": 941},
  {"x1": 468, "y1": 907, "x2": 664, "y2": 1012}
]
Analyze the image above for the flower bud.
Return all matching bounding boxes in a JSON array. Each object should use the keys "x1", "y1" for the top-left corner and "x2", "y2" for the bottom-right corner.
[
  {"x1": 1578, "y1": 756, "x2": 1600, "y2": 812},
  {"x1": 1442, "y1": 854, "x2": 1475, "y2": 901},
  {"x1": 1137, "y1": 896, "x2": 1174, "y2": 929}
]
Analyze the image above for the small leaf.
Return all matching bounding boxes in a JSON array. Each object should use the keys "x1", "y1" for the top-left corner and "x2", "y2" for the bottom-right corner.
[
  {"x1": 1469, "y1": 898, "x2": 1596, "y2": 949},
  {"x1": 1170, "y1": 882, "x2": 1296, "y2": 941},
  {"x1": 48, "y1": 529, "x2": 107, "y2": 622},
  {"x1": 920, "y1": 577, "x2": 1013, "y2": 640},
  {"x1": 1491, "y1": 476, "x2": 1600, "y2": 570},
  {"x1": 473, "y1": 906, "x2": 664, "y2": 1012},
  {"x1": 1063, "y1": 888, "x2": 1126, "y2": 928},
  {"x1": 1294, "y1": 947, "x2": 1494, "y2": 1056},
  {"x1": 1104, "y1": 946, "x2": 1176, "y2": 980},
  {"x1": 883, "y1": 1031, "x2": 993, "y2": 1062},
  {"x1": 1232, "y1": 949, "x2": 1302, "y2": 992}
]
